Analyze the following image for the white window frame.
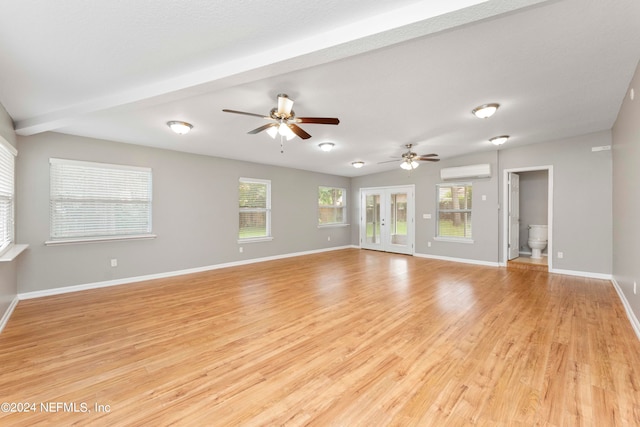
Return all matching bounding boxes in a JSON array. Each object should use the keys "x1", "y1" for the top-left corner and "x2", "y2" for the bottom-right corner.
[
  {"x1": 238, "y1": 177, "x2": 272, "y2": 243},
  {"x1": 435, "y1": 182, "x2": 474, "y2": 243},
  {"x1": 318, "y1": 186, "x2": 347, "y2": 227},
  {"x1": 0, "y1": 137, "x2": 16, "y2": 256},
  {"x1": 46, "y1": 158, "x2": 155, "y2": 245}
]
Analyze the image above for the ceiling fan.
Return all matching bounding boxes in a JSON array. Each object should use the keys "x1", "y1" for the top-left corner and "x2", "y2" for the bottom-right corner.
[
  {"x1": 222, "y1": 93, "x2": 339, "y2": 140},
  {"x1": 379, "y1": 144, "x2": 440, "y2": 170}
]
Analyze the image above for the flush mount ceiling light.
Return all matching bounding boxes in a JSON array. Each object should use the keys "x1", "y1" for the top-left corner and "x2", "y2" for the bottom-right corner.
[
  {"x1": 472, "y1": 103, "x2": 500, "y2": 119},
  {"x1": 167, "y1": 121, "x2": 193, "y2": 135},
  {"x1": 489, "y1": 135, "x2": 510, "y2": 145},
  {"x1": 318, "y1": 142, "x2": 335, "y2": 152},
  {"x1": 351, "y1": 161, "x2": 365, "y2": 168}
]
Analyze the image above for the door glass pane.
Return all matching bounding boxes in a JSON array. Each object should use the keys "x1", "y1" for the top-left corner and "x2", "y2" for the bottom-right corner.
[
  {"x1": 365, "y1": 194, "x2": 381, "y2": 244},
  {"x1": 390, "y1": 193, "x2": 408, "y2": 245}
]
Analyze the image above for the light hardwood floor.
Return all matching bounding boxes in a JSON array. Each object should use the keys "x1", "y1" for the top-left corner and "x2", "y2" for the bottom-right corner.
[{"x1": 1, "y1": 249, "x2": 639, "y2": 426}]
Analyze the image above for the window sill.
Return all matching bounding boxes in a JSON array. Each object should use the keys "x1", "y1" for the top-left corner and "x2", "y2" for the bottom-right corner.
[
  {"x1": 318, "y1": 223, "x2": 349, "y2": 228},
  {"x1": 0, "y1": 244, "x2": 29, "y2": 262},
  {"x1": 45, "y1": 234, "x2": 157, "y2": 246},
  {"x1": 237, "y1": 236, "x2": 274, "y2": 244},
  {"x1": 434, "y1": 237, "x2": 474, "y2": 244}
]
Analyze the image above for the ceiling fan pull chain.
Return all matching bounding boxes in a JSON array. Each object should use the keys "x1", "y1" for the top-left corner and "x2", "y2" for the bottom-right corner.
[{"x1": 280, "y1": 135, "x2": 285, "y2": 154}]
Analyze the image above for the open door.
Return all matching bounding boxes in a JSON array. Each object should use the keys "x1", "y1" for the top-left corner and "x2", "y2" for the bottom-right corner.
[{"x1": 508, "y1": 172, "x2": 520, "y2": 260}]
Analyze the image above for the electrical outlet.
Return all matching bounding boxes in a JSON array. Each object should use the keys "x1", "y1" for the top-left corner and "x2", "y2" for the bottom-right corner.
[
  {"x1": 110, "y1": 258, "x2": 117, "y2": 267},
  {"x1": 239, "y1": 247, "x2": 243, "y2": 253},
  {"x1": 427, "y1": 241, "x2": 432, "y2": 248},
  {"x1": 557, "y1": 252, "x2": 564, "y2": 259},
  {"x1": 328, "y1": 236, "x2": 331, "y2": 241}
]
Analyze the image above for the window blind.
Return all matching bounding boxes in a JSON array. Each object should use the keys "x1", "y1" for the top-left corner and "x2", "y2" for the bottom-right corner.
[
  {"x1": 0, "y1": 141, "x2": 15, "y2": 252},
  {"x1": 49, "y1": 158, "x2": 152, "y2": 240}
]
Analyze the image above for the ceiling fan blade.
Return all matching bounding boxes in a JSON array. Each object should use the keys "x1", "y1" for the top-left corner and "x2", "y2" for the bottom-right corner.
[
  {"x1": 222, "y1": 109, "x2": 270, "y2": 119},
  {"x1": 248, "y1": 123, "x2": 277, "y2": 134},
  {"x1": 378, "y1": 159, "x2": 402, "y2": 164},
  {"x1": 288, "y1": 123, "x2": 311, "y2": 139},
  {"x1": 419, "y1": 153, "x2": 438, "y2": 158},
  {"x1": 419, "y1": 157, "x2": 440, "y2": 162},
  {"x1": 277, "y1": 94, "x2": 294, "y2": 117},
  {"x1": 295, "y1": 117, "x2": 340, "y2": 125}
]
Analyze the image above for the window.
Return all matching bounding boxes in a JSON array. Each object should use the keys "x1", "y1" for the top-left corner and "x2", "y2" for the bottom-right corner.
[
  {"x1": 49, "y1": 158, "x2": 153, "y2": 243},
  {"x1": 437, "y1": 183, "x2": 472, "y2": 240},
  {"x1": 318, "y1": 186, "x2": 346, "y2": 226},
  {"x1": 0, "y1": 139, "x2": 16, "y2": 254},
  {"x1": 239, "y1": 178, "x2": 271, "y2": 241}
]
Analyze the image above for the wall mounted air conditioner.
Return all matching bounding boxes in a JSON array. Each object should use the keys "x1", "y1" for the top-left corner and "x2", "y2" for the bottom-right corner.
[{"x1": 440, "y1": 163, "x2": 491, "y2": 180}]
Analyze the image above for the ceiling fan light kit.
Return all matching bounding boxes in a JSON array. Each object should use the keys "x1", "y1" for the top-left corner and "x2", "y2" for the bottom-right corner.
[
  {"x1": 222, "y1": 93, "x2": 339, "y2": 144},
  {"x1": 472, "y1": 103, "x2": 500, "y2": 119},
  {"x1": 400, "y1": 160, "x2": 419, "y2": 170},
  {"x1": 167, "y1": 121, "x2": 193, "y2": 135},
  {"x1": 377, "y1": 144, "x2": 440, "y2": 170}
]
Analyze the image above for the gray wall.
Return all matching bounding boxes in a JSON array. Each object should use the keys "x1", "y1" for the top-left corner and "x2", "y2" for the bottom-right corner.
[
  {"x1": 518, "y1": 170, "x2": 548, "y2": 255},
  {"x1": 8, "y1": 111, "x2": 621, "y2": 293},
  {"x1": 351, "y1": 131, "x2": 612, "y2": 275},
  {"x1": 351, "y1": 151, "x2": 500, "y2": 264},
  {"x1": 499, "y1": 131, "x2": 612, "y2": 274},
  {"x1": 612, "y1": 60, "x2": 640, "y2": 323},
  {"x1": 0, "y1": 104, "x2": 18, "y2": 318},
  {"x1": 16, "y1": 132, "x2": 351, "y2": 293}
]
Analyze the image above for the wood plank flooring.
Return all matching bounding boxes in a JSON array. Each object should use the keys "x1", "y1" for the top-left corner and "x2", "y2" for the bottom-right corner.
[{"x1": 1, "y1": 248, "x2": 639, "y2": 426}]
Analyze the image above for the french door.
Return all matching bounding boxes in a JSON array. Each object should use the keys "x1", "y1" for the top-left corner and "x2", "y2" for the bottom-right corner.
[{"x1": 360, "y1": 186, "x2": 414, "y2": 255}]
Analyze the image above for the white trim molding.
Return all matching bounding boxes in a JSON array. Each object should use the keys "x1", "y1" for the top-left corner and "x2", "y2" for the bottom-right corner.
[
  {"x1": 549, "y1": 268, "x2": 612, "y2": 280},
  {"x1": 502, "y1": 165, "x2": 554, "y2": 270},
  {"x1": 0, "y1": 244, "x2": 28, "y2": 262},
  {"x1": 414, "y1": 252, "x2": 500, "y2": 267},
  {"x1": 611, "y1": 278, "x2": 640, "y2": 340},
  {"x1": 0, "y1": 296, "x2": 19, "y2": 333}
]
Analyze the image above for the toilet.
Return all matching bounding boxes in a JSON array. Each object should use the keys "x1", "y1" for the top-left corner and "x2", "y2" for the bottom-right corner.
[{"x1": 528, "y1": 225, "x2": 548, "y2": 259}]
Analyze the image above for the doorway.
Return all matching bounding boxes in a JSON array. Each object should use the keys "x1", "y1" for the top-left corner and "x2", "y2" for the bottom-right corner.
[
  {"x1": 360, "y1": 185, "x2": 415, "y2": 255},
  {"x1": 502, "y1": 166, "x2": 553, "y2": 270}
]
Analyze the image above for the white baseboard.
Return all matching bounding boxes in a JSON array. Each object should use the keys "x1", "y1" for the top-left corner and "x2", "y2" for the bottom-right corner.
[
  {"x1": 549, "y1": 268, "x2": 612, "y2": 280},
  {"x1": 611, "y1": 278, "x2": 640, "y2": 341},
  {"x1": 419, "y1": 256, "x2": 610, "y2": 280},
  {"x1": 18, "y1": 245, "x2": 358, "y2": 300},
  {"x1": 0, "y1": 296, "x2": 19, "y2": 333},
  {"x1": 414, "y1": 252, "x2": 500, "y2": 267}
]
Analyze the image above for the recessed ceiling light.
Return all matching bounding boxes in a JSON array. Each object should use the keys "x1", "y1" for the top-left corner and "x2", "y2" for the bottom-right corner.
[
  {"x1": 489, "y1": 135, "x2": 509, "y2": 145},
  {"x1": 351, "y1": 161, "x2": 365, "y2": 168},
  {"x1": 472, "y1": 103, "x2": 500, "y2": 119},
  {"x1": 167, "y1": 121, "x2": 193, "y2": 135},
  {"x1": 318, "y1": 142, "x2": 335, "y2": 152}
]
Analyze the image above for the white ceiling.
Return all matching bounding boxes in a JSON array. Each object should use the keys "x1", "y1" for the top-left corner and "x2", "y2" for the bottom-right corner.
[{"x1": 1, "y1": 0, "x2": 639, "y2": 177}]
